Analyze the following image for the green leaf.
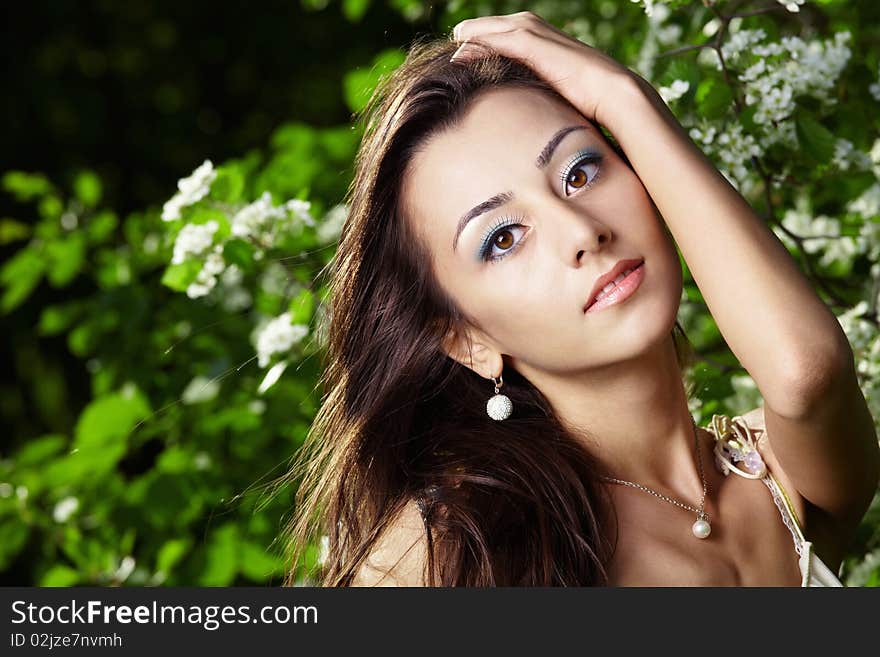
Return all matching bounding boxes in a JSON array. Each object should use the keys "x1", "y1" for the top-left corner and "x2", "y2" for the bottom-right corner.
[
  {"x1": 161, "y1": 260, "x2": 203, "y2": 292},
  {"x1": 87, "y1": 210, "x2": 118, "y2": 244},
  {"x1": 156, "y1": 445, "x2": 192, "y2": 473},
  {"x1": 739, "y1": 105, "x2": 759, "y2": 133},
  {"x1": 39, "y1": 195, "x2": 63, "y2": 221},
  {"x1": 222, "y1": 239, "x2": 256, "y2": 272},
  {"x1": 0, "y1": 218, "x2": 31, "y2": 244},
  {"x1": 695, "y1": 77, "x2": 734, "y2": 121},
  {"x1": 74, "y1": 389, "x2": 151, "y2": 450},
  {"x1": 73, "y1": 170, "x2": 102, "y2": 208},
  {"x1": 40, "y1": 565, "x2": 80, "y2": 587},
  {"x1": 45, "y1": 234, "x2": 87, "y2": 287},
  {"x1": 0, "y1": 519, "x2": 30, "y2": 571},
  {"x1": 342, "y1": 0, "x2": 371, "y2": 22},
  {"x1": 287, "y1": 287, "x2": 315, "y2": 324},
  {"x1": 156, "y1": 537, "x2": 192, "y2": 574},
  {"x1": 343, "y1": 48, "x2": 407, "y2": 114},
  {"x1": 211, "y1": 166, "x2": 245, "y2": 204},
  {"x1": 0, "y1": 246, "x2": 45, "y2": 314},
  {"x1": 2, "y1": 171, "x2": 53, "y2": 201},
  {"x1": 56, "y1": 389, "x2": 153, "y2": 479},
  {"x1": 795, "y1": 112, "x2": 836, "y2": 164},
  {"x1": 198, "y1": 523, "x2": 239, "y2": 586},
  {"x1": 14, "y1": 434, "x2": 67, "y2": 466},
  {"x1": 239, "y1": 542, "x2": 285, "y2": 581}
]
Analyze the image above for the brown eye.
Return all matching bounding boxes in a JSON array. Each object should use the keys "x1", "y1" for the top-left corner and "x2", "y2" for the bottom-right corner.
[
  {"x1": 481, "y1": 222, "x2": 528, "y2": 262},
  {"x1": 494, "y1": 230, "x2": 514, "y2": 250},
  {"x1": 565, "y1": 161, "x2": 600, "y2": 194}
]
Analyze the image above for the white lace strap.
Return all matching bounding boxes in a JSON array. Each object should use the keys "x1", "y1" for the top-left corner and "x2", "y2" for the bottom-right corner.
[{"x1": 761, "y1": 472, "x2": 807, "y2": 557}]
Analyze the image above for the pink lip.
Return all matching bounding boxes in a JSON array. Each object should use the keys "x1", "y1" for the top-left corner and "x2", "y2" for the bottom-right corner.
[{"x1": 584, "y1": 261, "x2": 645, "y2": 314}]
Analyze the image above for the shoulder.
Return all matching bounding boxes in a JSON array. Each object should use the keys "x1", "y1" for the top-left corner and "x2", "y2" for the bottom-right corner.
[{"x1": 350, "y1": 499, "x2": 432, "y2": 587}]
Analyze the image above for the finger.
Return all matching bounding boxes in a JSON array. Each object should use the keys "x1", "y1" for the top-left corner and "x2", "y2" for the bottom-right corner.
[
  {"x1": 449, "y1": 39, "x2": 495, "y2": 63},
  {"x1": 450, "y1": 27, "x2": 539, "y2": 68},
  {"x1": 453, "y1": 12, "x2": 538, "y2": 42}
]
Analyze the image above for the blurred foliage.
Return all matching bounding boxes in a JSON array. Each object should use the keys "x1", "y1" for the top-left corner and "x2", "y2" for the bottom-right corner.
[{"x1": 2, "y1": 0, "x2": 880, "y2": 587}]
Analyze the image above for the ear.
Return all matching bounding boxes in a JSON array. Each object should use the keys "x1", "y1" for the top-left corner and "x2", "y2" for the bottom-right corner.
[{"x1": 440, "y1": 325, "x2": 504, "y2": 381}]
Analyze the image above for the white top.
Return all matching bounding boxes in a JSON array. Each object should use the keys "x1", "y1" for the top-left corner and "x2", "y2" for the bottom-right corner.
[{"x1": 707, "y1": 413, "x2": 844, "y2": 587}]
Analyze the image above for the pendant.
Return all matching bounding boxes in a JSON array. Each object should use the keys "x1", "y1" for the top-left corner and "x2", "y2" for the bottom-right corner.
[
  {"x1": 692, "y1": 514, "x2": 711, "y2": 539},
  {"x1": 486, "y1": 393, "x2": 513, "y2": 421}
]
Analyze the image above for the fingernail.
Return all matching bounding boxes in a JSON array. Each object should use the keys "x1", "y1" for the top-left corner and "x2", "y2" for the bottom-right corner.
[{"x1": 450, "y1": 39, "x2": 481, "y2": 62}]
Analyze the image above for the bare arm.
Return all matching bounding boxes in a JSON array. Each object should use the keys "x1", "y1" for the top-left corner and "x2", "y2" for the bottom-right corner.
[{"x1": 606, "y1": 75, "x2": 879, "y2": 530}]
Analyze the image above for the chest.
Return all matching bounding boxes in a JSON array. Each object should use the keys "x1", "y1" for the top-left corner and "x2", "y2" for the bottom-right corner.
[{"x1": 603, "y1": 466, "x2": 804, "y2": 586}]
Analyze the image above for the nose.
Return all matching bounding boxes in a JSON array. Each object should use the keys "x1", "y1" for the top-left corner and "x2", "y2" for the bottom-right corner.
[{"x1": 540, "y1": 196, "x2": 612, "y2": 267}]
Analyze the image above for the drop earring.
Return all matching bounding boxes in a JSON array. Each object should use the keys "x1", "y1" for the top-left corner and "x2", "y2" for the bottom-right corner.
[{"x1": 486, "y1": 373, "x2": 513, "y2": 421}]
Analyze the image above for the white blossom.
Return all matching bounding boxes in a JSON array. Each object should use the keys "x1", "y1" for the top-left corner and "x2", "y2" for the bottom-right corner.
[
  {"x1": 286, "y1": 199, "x2": 317, "y2": 227},
  {"x1": 317, "y1": 203, "x2": 349, "y2": 244},
  {"x1": 776, "y1": 193, "x2": 867, "y2": 267},
  {"x1": 258, "y1": 360, "x2": 288, "y2": 394},
  {"x1": 658, "y1": 79, "x2": 689, "y2": 104},
  {"x1": 185, "y1": 244, "x2": 226, "y2": 299},
  {"x1": 231, "y1": 192, "x2": 315, "y2": 246},
  {"x1": 656, "y1": 23, "x2": 682, "y2": 46},
  {"x1": 161, "y1": 160, "x2": 217, "y2": 222},
  {"x1": 113, "y1": 556, "x2": 136, "y2": 583},
  {"x1": 871, "y1": 138, "x2": 880, "y2": 179},
  {"x1": 185, "y1": 279, "x2": 214, "y2": 299},
  {"x1": 836, "y1": 301, "x2": 875, "y2": 354},
  {"x1": 630, "y1": 0, "x2": 657, "y2": 18},
  {"x1": 318, "y1": 534, "x2": 329, "y2": 567},
  {"x1": 231, "y1": 192, "x2": 287, "y2": 239},
  {"x1": 259, "y1": 261, "x2": 290, "y2": 296},
  {"x1": 832, "y1": 139, "x2": 873, "y2": 172},
  {"x1": 254, "y1": 312, "x2": 309, "y2": 367},
  {"x1": 53, "y1": 496, "x2": 79, "y2": 523},
  {"x1": 181, "y1": 375, "x2": 220, "y2": 404},
  {"x1": 721, "y1": 28, "x2": 767, "y2": 63},
  {"x1": 776, "y1": 0, "x2": 805, "y2": 12},
  {"x1": 727, "y1": 30, "x2": 853, "y2": 150},
  {"x1": 689, "y1": 121, "x2": 763, "y2": 194},
  {"x1": 171, "y1": 221, "x2": 218, "y2": 265},
  {"x1": 849, "y1": 184, "x2": 880, "y2": 220},
  {"x1": 632, "y1": 0, "x2": 673, "y2": 80},
  {"x1": 870, "y1": 63, "x2": 880, "y2": 102},
  {"x1": 218, "y1": 264, "x2": 252, "y2": 312}
]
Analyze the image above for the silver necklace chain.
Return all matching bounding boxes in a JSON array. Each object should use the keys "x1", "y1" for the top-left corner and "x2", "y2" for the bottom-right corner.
[{"x1": 599, "y1": 414, "x2": 710, "y2": 523}]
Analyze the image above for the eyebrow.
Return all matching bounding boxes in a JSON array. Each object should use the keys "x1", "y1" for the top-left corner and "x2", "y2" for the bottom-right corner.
[{"x1": 452, "y1": 124, "x2": 589, "y2": 253}]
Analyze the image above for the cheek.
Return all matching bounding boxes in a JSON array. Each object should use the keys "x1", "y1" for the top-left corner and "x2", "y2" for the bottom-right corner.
[{"x1": 482, "y1": 280, "x2": 563, "y2": 337}]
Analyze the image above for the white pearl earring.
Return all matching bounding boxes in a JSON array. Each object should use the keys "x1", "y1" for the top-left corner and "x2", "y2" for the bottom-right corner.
[{"x1": 486, "y1": 374, "x2": 513, "y2": 421}]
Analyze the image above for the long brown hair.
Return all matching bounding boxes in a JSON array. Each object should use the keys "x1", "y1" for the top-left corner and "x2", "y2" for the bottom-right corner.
[{"x1": 282, "y1": 34, "x2": 697, "y2": 586}]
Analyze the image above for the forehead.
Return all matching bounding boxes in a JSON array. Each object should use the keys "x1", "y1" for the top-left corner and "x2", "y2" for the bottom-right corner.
[
  {"x1": 411, "y1": 86, "x2": 586, "y2": 175},
  {"x1": 402, "y1": 87, "x2": 591, "y2": 239}
]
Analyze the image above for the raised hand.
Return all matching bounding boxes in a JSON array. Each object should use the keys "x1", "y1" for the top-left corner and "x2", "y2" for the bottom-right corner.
[{"x1": 450, "y1": 10, "x2": 645, "y2": 130}]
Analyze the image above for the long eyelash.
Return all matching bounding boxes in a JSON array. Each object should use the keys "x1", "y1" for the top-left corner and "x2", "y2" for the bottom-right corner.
[
  {"x1": 559, "y1": 149, "x2": 603, "y2": 194},
  {"x1": 477, "y1": 150, "x2": 602, "y2": 264},
  {"x1": 479, "y1": 214, "x2": 526, "y2": 263}
]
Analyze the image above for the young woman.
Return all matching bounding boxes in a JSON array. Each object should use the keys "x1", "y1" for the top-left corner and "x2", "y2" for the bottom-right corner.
[{"x1": 282, "y1": 11, "x2": 879, "y2": 586}]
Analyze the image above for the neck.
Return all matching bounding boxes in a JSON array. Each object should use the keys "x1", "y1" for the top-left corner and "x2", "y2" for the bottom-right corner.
[{"x1": 514, "y1": 332, "x2": 708, "y2": 505}]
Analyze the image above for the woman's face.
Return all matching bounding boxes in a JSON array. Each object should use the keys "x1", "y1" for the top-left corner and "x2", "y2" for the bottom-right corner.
[{"x1": 401, "y1": 86, "x2": 683, "y2": 378}]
